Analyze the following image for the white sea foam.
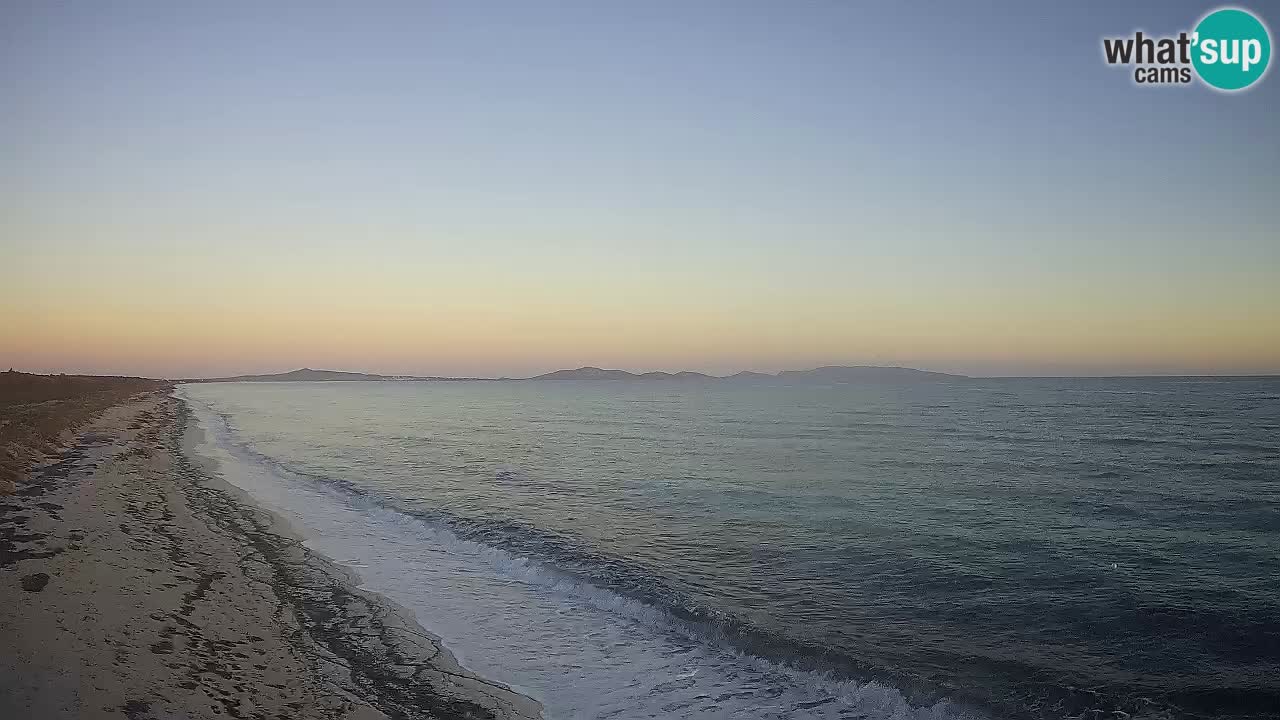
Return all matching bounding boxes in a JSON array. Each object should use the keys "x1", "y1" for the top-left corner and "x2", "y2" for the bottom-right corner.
[{"x1": 179, "y1": 387, "x2": 978, "y2": 720}]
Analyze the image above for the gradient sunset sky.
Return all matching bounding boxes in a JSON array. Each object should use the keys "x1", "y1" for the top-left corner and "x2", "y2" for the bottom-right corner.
[{"x1": 3, "y1": 1, "x2": 1277, "y2": 378}]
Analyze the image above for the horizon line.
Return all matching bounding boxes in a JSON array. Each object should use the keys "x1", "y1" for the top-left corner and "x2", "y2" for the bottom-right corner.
[{"x1": 7, "y1": 365, "x2": 1280, "y2": 382}]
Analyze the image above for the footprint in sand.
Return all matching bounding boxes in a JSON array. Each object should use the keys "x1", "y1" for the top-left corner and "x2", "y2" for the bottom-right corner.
[{"x1": 20, "y1": 572, "x2": 50, "y2": 592}]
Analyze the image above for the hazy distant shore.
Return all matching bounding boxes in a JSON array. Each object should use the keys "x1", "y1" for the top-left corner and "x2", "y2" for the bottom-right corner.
[
  {"x1": 181, "y1": 364, "x2": 970, "y2": 383},
  {"x1": 175, "y1": 365, "x2": 1280, "y2": 385},
  {"x1": 1, "y1": 385, "x2": 540, "y2": 719}
]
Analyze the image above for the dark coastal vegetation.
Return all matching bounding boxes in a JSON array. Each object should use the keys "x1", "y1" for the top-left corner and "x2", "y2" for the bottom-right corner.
[{"x1": 0, "y1": 370, "x2": 168, "y2": 493}]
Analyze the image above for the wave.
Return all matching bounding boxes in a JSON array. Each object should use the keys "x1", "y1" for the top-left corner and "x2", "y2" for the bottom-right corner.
[{"x1": 179, "y1": 389, "x2": 981, "y2": 720}]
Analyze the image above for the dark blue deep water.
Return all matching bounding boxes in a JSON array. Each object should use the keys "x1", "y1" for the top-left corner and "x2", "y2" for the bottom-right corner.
[{"x1": 180, "y1": 377, "x2": 1280, "y2": 720}]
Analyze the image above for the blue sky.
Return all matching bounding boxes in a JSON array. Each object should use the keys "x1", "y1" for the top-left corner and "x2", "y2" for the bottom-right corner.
[{"x1": 2, "y1": 1, "x2": 1277, "y2": 377}]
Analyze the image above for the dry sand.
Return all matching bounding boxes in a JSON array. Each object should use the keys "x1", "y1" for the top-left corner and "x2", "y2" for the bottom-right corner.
[{"x1": 1, "y1": 391, "x2": 541, "y2": 720}]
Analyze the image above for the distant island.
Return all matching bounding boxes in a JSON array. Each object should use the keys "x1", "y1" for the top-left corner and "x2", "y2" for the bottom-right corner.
[
  {"x1": 187, "y1": 368, "x2": 387, "y2": 383},
  {"x1": 179, "y1": 368, "x2": 491, "y2": 383},
  {"x1": 185, "y1": 365, "x2": 968, "y2": 383}
]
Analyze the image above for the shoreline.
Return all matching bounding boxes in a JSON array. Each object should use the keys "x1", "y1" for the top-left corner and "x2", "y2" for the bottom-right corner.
[{"x1": 1, "y1": 390, "x2": 541, "y2": 720}]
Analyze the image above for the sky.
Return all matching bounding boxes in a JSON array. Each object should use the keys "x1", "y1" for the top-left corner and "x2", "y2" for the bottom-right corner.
[{"x1": 2, "y1": 1, "x2": 1277, "y2": 378}]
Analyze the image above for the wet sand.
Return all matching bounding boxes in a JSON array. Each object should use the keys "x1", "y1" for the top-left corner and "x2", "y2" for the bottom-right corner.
[{"x1": 0, "y1": 390, "x2": 541, "y2": 720}]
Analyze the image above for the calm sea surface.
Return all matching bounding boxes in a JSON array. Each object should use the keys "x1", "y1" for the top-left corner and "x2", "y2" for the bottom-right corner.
[{"x1": 178, "y1": 378, "x2": 1280, "y2": 720}]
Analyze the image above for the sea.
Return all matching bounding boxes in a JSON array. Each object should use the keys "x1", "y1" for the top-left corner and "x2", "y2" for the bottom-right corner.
[{"x1": 175, "y1": 377, "x2": 1280, "y2": 720}]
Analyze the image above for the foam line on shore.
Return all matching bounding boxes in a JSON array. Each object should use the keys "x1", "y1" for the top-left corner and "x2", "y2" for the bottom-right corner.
[
  {"x1": 180, "y1": 386, "x2": 979, "y2": 720},
  {"x1": 0, "y1": 391, "x2": 540, "y2": 720}
]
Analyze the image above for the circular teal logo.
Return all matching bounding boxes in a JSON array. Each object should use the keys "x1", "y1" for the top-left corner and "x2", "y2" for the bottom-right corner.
[{"x1": 1192, "y1": 7, "x2": 1272, "y2": 91}]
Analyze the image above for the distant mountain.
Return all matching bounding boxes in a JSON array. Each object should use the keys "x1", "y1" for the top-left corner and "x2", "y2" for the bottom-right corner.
[
  {"x1": 532, "y1": 367, "x2": 642, "y2": 381},
  {"x1": 673, "y1": 371, "x2": 715, "y2": 380},
  {"x1": 638, "y1": 371, "x2": 715, "y2": 381},
  {"x1": 528, "y1": 365, "x2": 964, "y2": 382},
  {"x1": 186, "y1": 364, "x2": 966, "y2": 384},
  {"x1": 191, "y1": 368, "x2": 390, "y2": 383},
  {"x1": 727, "y1": 370, "x2": 773, "y2": 381},
  {"x1": 775, "y1": 366, "x2": 964, "y2": 382},
  {"x1": 534, "y1": 367, "x2": 721, "y2": 382}
]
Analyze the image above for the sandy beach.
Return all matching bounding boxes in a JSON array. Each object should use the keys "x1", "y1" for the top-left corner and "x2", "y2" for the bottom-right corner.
[{"x1": 1, "y1": 388, "x2": 541, "y2": 720}]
